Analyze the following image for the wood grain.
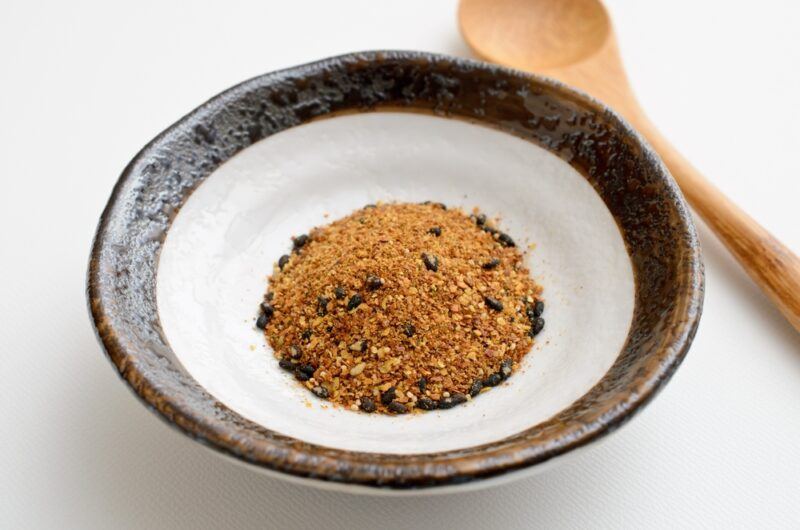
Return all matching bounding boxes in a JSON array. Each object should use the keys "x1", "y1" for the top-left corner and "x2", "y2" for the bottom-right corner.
[{"x1": 459, "y1": 0, "x2": 800, "y2": 331}]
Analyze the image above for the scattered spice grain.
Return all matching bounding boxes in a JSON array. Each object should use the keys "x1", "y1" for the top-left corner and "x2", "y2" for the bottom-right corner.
[
  {"x1": 288, "y1": 345, "x2": 302, "y2": 360},
  {"x1": 483, "y1": 372, "x2": 503, "y2": 387},
  {"x1": 530, "y1": 317, "x2": 545, "y2": 336},
  {"x1": 484, "y1": 296, "x2": 504, "y2": 312},
  {"x1": 359, "y1": 397, "x2": 377, "y2": 413},
  {"x1": 469, "y1": 379, "x2": 483, "y2": 397},
  {"x1": 497, "y1": 233, "x2": 516, "y2": 247},
  {"x1": 365, "y1": 275, "x2": 384, "y2": 290},
  {"x1": 278, "y1": 359, "x2": 295, "y2": 371},
  {"x1": 312, "y1": 385, "x2": 329, "y2": 399},
  {"x1": 481, "y1": 258, "x2": 501, "y2": 270},
  {"x1": 380, "y1": 387, "x2": 397, "y2": 406},
  {"x1": 347, "y1": 294, "x2": 363, "y2": 311},
  {"x1": 416, "y1": 396, "x2": 437, "y2": 410},
  {"x1": 421, "y1": 253, "x2": 439, "y2": 272},
  {"x1": 317, "y1": 296, "x2": 329, "y2": 316},
  {"x1": 500, "y1": 358, "x2": 513, "y2": 379},
  {"x1": 438, "y1": 393, "x2": 467, "y2": 409},
  {"x1": 292, "y1": 234, "x2": 309, "y2": 251},
  {"x1": 387, "y1": 401, "x2": 408, "y2": 414}
]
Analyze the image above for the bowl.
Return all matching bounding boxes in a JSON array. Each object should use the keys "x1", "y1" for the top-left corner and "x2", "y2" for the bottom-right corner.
[{"x1": 88, "y1": 51, "x2": 703, "y2": 493}]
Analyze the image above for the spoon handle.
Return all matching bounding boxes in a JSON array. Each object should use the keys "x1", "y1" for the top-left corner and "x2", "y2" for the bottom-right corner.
[{"x1": 635, "y1": 117, "x2": 800, "y2": 332}]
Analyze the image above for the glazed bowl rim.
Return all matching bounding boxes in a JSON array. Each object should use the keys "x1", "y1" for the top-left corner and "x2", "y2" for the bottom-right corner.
[{"x1": 88, "y1": 50, "x2": 704, "y2": 491}]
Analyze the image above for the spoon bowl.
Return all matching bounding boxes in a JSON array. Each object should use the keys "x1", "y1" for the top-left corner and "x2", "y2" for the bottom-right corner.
[{"x1": 459, "y1": 0, "x2": 611, "y2": 71}]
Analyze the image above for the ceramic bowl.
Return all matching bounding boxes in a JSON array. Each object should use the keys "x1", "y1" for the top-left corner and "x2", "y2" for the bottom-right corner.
[{"x1": 88, "y1": 51, "x2": 703, "y2": 493}]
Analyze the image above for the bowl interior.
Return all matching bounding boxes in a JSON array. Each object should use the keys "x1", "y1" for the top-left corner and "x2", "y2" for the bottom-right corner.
[{"x1": 156, "y1": 111, "x2": 634, "y2": 454}]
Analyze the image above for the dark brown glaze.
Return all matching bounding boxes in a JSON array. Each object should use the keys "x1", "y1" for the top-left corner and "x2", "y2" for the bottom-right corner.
[{"x1": 87, "y1": 51, "x2": 703, "y2": 490}]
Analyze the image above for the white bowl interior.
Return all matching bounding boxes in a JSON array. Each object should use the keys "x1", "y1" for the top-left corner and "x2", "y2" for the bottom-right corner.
[{"x1": 156, "y1": 112, "x2": 634, "y2": 454}]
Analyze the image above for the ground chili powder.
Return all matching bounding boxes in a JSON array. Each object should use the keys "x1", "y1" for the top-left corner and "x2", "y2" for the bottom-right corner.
[{"x1": 257, "y1": 202, "x2": 544, "y2": 414}]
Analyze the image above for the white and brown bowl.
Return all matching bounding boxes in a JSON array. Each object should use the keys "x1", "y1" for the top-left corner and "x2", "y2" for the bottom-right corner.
[{"x1": 88, "y1": 51, "x2": 703, "y2": 493}]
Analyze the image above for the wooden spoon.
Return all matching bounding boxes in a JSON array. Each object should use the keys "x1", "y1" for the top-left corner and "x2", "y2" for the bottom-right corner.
[{"x1": 459, "y1": 0, "x2": 800, "y2": 332}]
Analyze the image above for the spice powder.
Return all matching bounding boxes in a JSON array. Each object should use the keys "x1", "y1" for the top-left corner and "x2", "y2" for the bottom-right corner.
[{"x1": 257, "y1": 202, "x2": 545, "y2": 414}]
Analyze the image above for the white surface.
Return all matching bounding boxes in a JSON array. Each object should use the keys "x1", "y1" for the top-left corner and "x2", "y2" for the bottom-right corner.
[
  {"x1": 157, "y1": 112, "x2": 634, "y2": 454},
  {"x1": 1, "y1": 0, "x2": 799, "y2": 527}
]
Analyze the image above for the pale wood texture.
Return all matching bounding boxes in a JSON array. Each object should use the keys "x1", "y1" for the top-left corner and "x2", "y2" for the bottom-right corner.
[{"x1": 459, "y1": 0, "x2": 800, "y2": 332}]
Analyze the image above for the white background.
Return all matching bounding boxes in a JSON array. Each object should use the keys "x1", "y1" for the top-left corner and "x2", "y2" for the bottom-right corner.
[{"x1": 1, "y1": 0, "x2": 799, "y2": 528}]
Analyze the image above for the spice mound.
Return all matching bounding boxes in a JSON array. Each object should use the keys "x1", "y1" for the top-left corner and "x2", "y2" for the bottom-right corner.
[{"x1": 257, "y1": 202, "x2": 545, "y2": 414}]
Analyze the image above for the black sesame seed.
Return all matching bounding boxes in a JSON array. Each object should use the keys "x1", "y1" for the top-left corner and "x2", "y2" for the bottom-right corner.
[
  {"x1": 481, "y1": 258, "x2": 501, "y2": 270},
  {"x1": 484, "y1": 296, "x2": 504, "y2": 312},
  {"x1": 380, "y1": 386, "x2": 397, "y2": 406},
  {"x1": 533, "y1": 300, "x2": 545, "y2": 317},
  {"x1": 311, "y1": 386, "x2": 329, "y2": 399},
  {"x1": 278, "y1": 254, "x2": 290, "y2": 270},
  {"x1": 482, "y1": 226, "x2": 498, "y2": 236},
  {"x1": 483, "y1": 372, "x2": 503, "y2": 387},
  {"x1": 294, "y1": 369, "x2": 311, "y2": 382},
  {"x1": 265, "y1": 292, "x2": 274, "y2": 302},
  {"x1": 475, "y1": 213, "x2": 487, "y2": 226},
  {"x1": 403, "y1": 323, "x2": 416, "y2": 338},
  {"x1": 500, "y1": 358, "x2": 513, "y2": 379},
  {"x1": 260, "y1": 302, "x2": 275, "y2": 316},
  {"x1": 417, "y1": 377, "x2": 427, "y2": 392},
  {"x1": 416, "y1": 397, "x2": 437, "y2": 410},
  {"x1": 530, "y1": 317, "x2": 545, "y2": 336},
  {"x1": 422, "y1": 253, "x2": 439, "y2": 272},
  {"x1": 438, "y1": 397, "x2": 456, "y2": 409},
  {"x1": 292, "y1": 234, "x2": 309, "y2": 251},
  {"x1": 299, "y1": 364, "x2": 316, "y2": 376},
  {"x1": 359, "y1": 397, "x2": 377, "y2": 413},
  {"x1": 278, "y1": 359, "x2": 295, "y2": 371},
  {"x1": 334, "y1": 286, "x2": 346, "y2": 300},
  {"x1": 317, "y1": 296, "x2": 329, "y2": 316},
  {"x1": 255, "y1": 312, "x2": 270, "y2": 329},
  {"x1": 288, "y1": 345, "x2": 303, "y2": 360},
  {"x1": 428, "y1": 226, "x2": 442, "y2": 237},
  {"x1": 438, "y1": 393, "x2": 467, "y2": 409},
  {"x1": 363, "y1": 203, "x2": 377, "y2": 209},
  {"x1": 301, "y1": 329, "x2": 312, "y2": 341},
  {"x1": 497, "y1": 232, "x2": 516, "y2": 247},
  {"x1": 432, "y1": 202, "x2": 447, "y2": 210},
  {"x1": 388, "y1": 401, "x2": 408, "y2": 414},
  {"x1": 469, "y1": 379, "x2": 483, "y2": 397},
  {"x1": 365, "y1": 275, "x2": 384, "y2": 290},
  {"x1": 347, "y1": 294, "x2": 363, "y2": 311}
]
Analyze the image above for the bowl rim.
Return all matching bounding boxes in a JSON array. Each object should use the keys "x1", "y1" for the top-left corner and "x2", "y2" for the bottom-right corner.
[{"x1": 88, "y1": 50, "x2": 704, "y2": 490}]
